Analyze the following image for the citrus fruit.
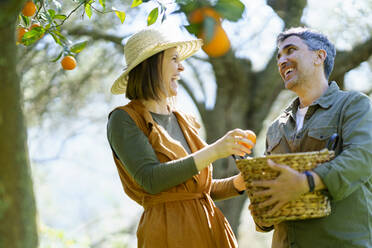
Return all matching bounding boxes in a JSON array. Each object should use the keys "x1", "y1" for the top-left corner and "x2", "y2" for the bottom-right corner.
[
  {"x1": 200, "y1": 24, "x2": 230, "y2": 57},
  {"x1": 30, "y1": 23, "x2": 40, "y2": 29},
  {"x1": 239, "y1": 130, "x2": 257, "y2": 149},
  {"x1": 22, "y1": 1, "x2": 37, "y2": 17},
  {"x1": 188, "y1": 7, "x2": 221, "y2": 24},
  {"x1": 61, "y1": 56, "x2": 77, "y2": 70},
  {"x1": 188, "y1": 7, "x2": 230, "y2": 57},
  {"x1": 17, "y1": 27, "x2": 28, "y2": 43}
]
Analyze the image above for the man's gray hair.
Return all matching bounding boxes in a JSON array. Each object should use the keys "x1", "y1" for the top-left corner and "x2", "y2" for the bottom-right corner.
[{"x1": 277, "y1": 27, "x2": 336, "y2": 79}]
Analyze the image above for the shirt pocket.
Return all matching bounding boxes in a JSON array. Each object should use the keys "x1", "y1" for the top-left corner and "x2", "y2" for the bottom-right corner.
[
  {"x1": 266, "y1": 132, "x2": 283, "y2": 155},
  {"x1": 305, "y1": 126, "x2": 338, "y2": 152}
]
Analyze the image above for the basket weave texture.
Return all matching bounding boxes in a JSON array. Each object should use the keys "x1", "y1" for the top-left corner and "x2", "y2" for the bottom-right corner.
[{"x1": 236, "y1": 149, "x2": 335, "y2": 223}]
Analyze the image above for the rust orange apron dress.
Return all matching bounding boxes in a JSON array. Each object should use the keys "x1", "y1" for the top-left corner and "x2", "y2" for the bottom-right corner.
[{"x1": 110, "y1": 100, "x2": 238, "y2": 248}]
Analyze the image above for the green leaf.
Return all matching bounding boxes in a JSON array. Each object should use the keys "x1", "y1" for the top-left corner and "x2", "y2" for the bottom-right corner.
[
  {"x1": 203, "y1": 17, "x2": 216, "y2": 44},
  {"x1": 184, "y1": 23, "x2": 202, "y2": 36},
  {"x1": 85, "y1": 3, "x2": 93, "y2": 19},
  {"x1": 177, "y1": 0, "x2": 201, "y2": 15},
  {"x1": 99, "y1": 0, "x2": 106, "y2": 10},
  {"x1": 31, "y1": 26, "x2": 46, "y2": 36},
  {"x1": 50, "y1": 30, "x2": 68, "y2": 45},
  {"x1": 214, "y1": 0, "x2": 245, "y2": 22},
  {"x1": 48, "y1": 9, "x2": 56, "y2": 19},
  {"x1": 22, "y1": 29, "x2": 44, "y2": 46},
  {"x1": 45, "y1": 10, "x2": 54, "y2": 23},
  {"x1": 70, "y1": 41, "x2": 87, "y2": 54},
  {"x1": 147, "y1": 7, "x2": 158, "y2": 26},
  {"x1": 131, "y1": 0, "x2": 142, "y2": 8},
  {"x1": 38, "y1": 12, "x2": 48, "y2": 22},
  {"x1": 54, "y1": 14, "x2": 67, "y2": 20},
  {"x1": 51, "y1": 33, "x2": 60, "y2": 46},
  {"x1": 21, "y1": 15, "x2": 30, "y2": 26},
  {"x1": 112, "y1": 7, "x2": 126, "y2": 24},
  {"x1": 51, "y1": 51, "x2": 63, "y2": 62}
]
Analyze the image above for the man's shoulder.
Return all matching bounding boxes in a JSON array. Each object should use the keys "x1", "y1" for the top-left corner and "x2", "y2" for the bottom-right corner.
[{"x1": 335, "y1": 88, "x2": 371, "y2": 107}]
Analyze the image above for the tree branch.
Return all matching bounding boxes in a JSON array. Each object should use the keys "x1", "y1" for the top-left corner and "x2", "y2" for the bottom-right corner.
[
  {"x1": 184, "y1": 59, "x2": 207, "y2": 100},
  {"x1": 178, "y1": 79, "x2": 206, "y2": 116},
  {"x1": 331, "y1": 37, "x2": 372, "y2": 88},
  {"x1": 267, "y1": 0, "x2": 307, "y2": 28},
  {"x1": 67, "y1": 26, "x2": 125, "y2": 48},
  {"x1": 188, "y1": 54, "x2": 210, "y2": 63}
]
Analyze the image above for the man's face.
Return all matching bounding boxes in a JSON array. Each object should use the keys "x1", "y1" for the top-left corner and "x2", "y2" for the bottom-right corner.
[{"x1": 276, "y1": 35, "x2": 317, "y2": 90}]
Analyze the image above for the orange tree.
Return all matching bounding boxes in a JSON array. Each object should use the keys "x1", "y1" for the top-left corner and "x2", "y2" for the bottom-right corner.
[{"x1": 3, "y1": 1, "x2": 371, "y2": 246}]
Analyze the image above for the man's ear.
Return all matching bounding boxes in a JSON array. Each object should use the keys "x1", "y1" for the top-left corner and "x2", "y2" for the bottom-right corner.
[{"x1": 315, "y1": 49, "x2": 327, "y2": 65}]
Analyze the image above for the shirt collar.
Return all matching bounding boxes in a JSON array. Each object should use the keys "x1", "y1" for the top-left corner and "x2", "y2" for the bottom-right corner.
[
  {"x1": 284, "y1": 81, "x2": 340, "y2": 114},
  {"x1": 312, "y1": 81, "x2": 339, "y2": 108}
]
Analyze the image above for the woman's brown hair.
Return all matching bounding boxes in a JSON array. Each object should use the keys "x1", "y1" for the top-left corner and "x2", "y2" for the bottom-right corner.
[{"x1": 126, "y1": 52, "x2": 164, "y2": 100}]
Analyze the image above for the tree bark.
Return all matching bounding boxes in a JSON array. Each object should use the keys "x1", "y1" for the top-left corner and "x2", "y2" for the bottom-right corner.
[
  {"x1": 331, "y1": 37, "x2": 372, "y2": 89},
  {"x1": 0, "y1": 1, "x2": 38, "y2": 247}
]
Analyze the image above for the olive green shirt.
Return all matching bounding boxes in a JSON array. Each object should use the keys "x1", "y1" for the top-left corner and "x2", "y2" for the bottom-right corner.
[
  {"x1": 265, "y1": 82, "x2": 372, "y2": 248},
  {"x1": 107, "y1": 109, "x2": 240, "y2": 200}
]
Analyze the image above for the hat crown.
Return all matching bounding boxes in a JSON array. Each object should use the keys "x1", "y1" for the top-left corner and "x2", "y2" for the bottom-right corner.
[
  {"x1": 124, "y1": 29, "x2": 170, "y2": 68},
  {"x1": 111, "y1": 26, "x2": 202, "y2": 95}
]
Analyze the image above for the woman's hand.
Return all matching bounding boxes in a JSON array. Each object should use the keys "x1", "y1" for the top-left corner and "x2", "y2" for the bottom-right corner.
[
  {"x1": 193, "y1": 128, "x2": 255, "y2": 171},
  {"x1": 211, "y1": 128, "x2": 254, "y2": 159}
]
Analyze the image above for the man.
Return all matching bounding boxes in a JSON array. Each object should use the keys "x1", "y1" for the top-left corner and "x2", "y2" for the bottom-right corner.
[{"x1": 251, "y1": 27, "x2": 372, "y2": 247}]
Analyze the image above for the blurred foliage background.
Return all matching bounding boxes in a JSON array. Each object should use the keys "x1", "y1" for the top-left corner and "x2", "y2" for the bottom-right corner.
[{"x1": 1, "y1": 0, "x2": 371, "y2": 247}]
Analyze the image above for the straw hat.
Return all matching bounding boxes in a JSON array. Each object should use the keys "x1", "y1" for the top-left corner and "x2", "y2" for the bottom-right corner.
[{"x1": 111, "y1": 27, "x2": 203, "y2": 95}]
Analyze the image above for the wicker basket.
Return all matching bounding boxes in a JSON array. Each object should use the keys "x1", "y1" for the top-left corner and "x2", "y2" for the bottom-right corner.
[{"x1": 236, "y1": 149, "x2": 335, "y2": 223}]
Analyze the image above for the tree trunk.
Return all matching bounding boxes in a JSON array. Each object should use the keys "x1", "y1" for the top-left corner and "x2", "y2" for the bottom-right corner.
[{"x1": 0, "y1": 1, "x2": 38, "y2": 247}]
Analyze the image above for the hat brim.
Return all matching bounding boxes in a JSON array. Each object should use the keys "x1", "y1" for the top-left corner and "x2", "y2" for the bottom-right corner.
[{"x1": 111, "y1": 38, "x2": 203, "y2": 95}]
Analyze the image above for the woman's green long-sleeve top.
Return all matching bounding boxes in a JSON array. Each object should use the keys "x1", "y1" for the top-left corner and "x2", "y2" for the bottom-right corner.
[{"x1": 107, "y1": 109, "x2": 240, "y2": 200}]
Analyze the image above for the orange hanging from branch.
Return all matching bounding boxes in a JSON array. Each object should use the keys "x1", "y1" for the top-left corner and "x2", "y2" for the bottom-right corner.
[
  {"x1": 22, "y1": 1, "x2": 37, "y2": 17},
  {"x1": 17, "y1": 27, "x2": 28, "y2": 44},
  {"x1": 188, "y1": 7, "x2": 221, "y2": 24},
  {"x1": 188, "y1": 7, "x2": 230, "y2": 57},
  {"x1": 61, "y1": 56, "x2": 77, "y2": 70},
  {"x1": 200, "y1": 24, "x2": 230, "y2": 58}
]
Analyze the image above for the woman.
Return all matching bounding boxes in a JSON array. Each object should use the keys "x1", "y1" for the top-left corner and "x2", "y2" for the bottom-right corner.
[{"x1": 107, "y1": 27, "x2": 253, "y2": 248}]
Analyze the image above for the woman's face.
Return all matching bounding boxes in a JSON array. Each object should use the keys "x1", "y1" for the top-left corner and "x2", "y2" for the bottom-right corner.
[{"x1": 161, "y1": 47, "x2": 184, "y2": 97}]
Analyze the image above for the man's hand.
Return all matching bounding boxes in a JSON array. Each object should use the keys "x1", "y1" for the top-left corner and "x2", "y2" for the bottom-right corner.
[{"x1": 250, "y1": 159, "x2": 309, "y2": 215}]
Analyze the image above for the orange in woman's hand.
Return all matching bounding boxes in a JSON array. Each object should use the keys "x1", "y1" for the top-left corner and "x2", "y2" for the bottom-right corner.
[{"x1": 239, "y1": 130, "x2": 256, "y2": 149}]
